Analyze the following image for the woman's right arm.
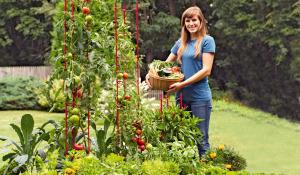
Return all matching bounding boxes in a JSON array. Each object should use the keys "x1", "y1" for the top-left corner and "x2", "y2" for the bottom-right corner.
[{"x1": 166, "y1": 53, "x2": 177, "y2": 62}]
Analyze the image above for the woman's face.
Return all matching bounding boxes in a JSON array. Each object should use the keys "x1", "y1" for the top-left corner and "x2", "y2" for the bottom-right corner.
[{"x1": 184, "y1": 15, "x2": 201, "y2": 34}]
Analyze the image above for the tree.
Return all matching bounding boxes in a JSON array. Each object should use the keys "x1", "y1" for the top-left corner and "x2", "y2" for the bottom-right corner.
[
  {"x1": 210, "y1": 0, "x2": 300, "y2": 120},
  {"x1": 0, "y1": 0, "x2": 55, "y2": 66}
]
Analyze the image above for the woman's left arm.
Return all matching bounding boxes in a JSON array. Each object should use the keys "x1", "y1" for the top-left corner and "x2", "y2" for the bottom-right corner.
[{"x1": 168, "y1": 52, "x2": 215, "y2": 92}]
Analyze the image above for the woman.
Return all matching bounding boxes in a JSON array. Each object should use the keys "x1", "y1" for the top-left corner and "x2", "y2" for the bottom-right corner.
[{"x1": 147, "y1": 6, "x2": 216, "y2": 157}]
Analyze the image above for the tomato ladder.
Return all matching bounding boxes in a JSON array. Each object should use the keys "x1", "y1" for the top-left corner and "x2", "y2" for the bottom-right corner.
[{"x1": 62, "y1": 0, "x2": 142, "y2": 156}]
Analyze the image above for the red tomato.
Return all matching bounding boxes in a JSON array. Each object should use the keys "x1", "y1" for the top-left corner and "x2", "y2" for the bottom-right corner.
[
  {"x1": 123, "y1": 72, "x2": 128, "y2": 79},
  {"x1": 71, "y1": 127, "x2": 78, "y2": 138},
  {"x1": 138, "y1": 145, "x2": 145, "y2": 151},
  {"x1": 131, "y1": 137, "x2": 138, "y2": 143},
  {"x1": 137, "y1": 139, "x2": 145, "y2": 146},
  {"x1": 171, "y1": 66, "x2": 180, "y2": 73},
  {"x1": 77, "y1": 89, "x2": 83, "y2": 98},
  {"x1": 124, "y1": 95, "x2": 131, "y2": 101},
  {"x1": 74, "y1": 143, "x2": 85, "y2": 150},
  {"x1": 82, "y1": 7, "x2": 90, "y2": 15},
  {"x1": 135, "y1": 129, "x2": 142, "y2": 135}
]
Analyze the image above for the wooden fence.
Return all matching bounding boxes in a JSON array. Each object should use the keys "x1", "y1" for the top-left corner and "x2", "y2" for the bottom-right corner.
[{"x1": 0, "y1": 66, "x2": 52, "y2": 80}]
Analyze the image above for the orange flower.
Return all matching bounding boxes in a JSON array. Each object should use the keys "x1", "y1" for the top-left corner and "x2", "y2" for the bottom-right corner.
[
  {"x1": 209, "y1": 152, "x2": 217, "y2": 159},
  {"x1": 218, "y1": 144, "x2": 225, "y2": 151},
  {"x1": 225, "y1": 164, "x2": 232, "y2": 169},
  {"x1": 64, "y1": 168, "x2": 75, "y2": 175}
]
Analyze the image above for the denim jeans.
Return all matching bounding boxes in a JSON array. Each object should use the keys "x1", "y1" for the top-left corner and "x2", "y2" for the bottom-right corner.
[{"x1": 177, "y1": 99, "x2": 212, "y2": 157}]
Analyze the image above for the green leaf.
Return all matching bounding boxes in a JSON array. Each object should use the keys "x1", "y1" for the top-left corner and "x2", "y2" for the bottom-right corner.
[
  {"x1": 21, "y1": 114, "x2": 34, "y2": 146},
  {"x1": 2, "y1": 152, "x2": 16, "y2": 161},
  {"x1": 9, "y1": 124, "x2": 25, "y2": 148},
  {"x1": 15, "y1": 154, "x2": 28, "y2": 165},
  {"x1": 0, "y1": 136, "x2": 8, "y2": 141}
]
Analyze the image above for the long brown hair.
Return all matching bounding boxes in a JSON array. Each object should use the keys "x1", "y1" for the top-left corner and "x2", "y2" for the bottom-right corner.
[{"x1": 177, "y1": 6, "x2": 207, "y2": 63}]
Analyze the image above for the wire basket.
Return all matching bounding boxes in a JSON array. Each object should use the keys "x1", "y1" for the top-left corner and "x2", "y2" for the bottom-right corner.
[{"x1": 148, "y1": 69, "x2": 184, "y2": 91}]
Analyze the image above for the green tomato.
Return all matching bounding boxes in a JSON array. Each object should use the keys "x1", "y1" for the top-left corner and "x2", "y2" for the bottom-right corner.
[
  {"x1": 117, "y1": 73, "x2": 123, "y2": 79},
  {"x1": 70, "y1": 108, "x2": 80, "y2": 115},
  {"x1": 146, "y1": 143, "x2": 153, "y2": 150},
  {"x1": 117, "y1": 95, "x2": 123, "y2": 102},
  {"x1": 73, "y1": 76, "x2": 81, "y2": 84},
  {"x1": 67, "y1": 52, "x2": 73, "y2": 60},
  {"x1": 85, "y1": 15, "x2": 93, "y2": 23},
  {"x1": 69, "y1": 115, "x2": 80, "y2": 126}
]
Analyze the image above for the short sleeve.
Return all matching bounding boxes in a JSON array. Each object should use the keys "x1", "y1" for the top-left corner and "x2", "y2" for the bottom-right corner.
[
  {"x1": 170, "y1": 40, "x2": 181, "y2": 55},
  {"x1": 202, "y1": 36, "x2": 216, "y2": 53}
]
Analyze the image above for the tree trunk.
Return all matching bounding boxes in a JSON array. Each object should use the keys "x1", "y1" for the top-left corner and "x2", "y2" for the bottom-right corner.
[
  {"x1": 167, "y1": 0, "x2": 176, "y2": 16},
  {"x1": 191, "y1": 0, "x2": 197, "y2": 6}
]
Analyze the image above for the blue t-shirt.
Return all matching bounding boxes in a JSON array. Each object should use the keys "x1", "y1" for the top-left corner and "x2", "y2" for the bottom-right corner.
[{"x1": 170, "y1": 35, "x2": 216, "y2": 102}]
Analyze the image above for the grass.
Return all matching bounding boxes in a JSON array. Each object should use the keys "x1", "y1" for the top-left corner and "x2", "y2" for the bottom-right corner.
[
  {"x1": 0, "y1": 110, "x2": 64, "y2": 167},
  {"x1": 0, "y1": 110, "x2": 64, "y2": 140},
  {"x1": 0, "y1": 101, "x2": 300, "y2": 175},
  {"x1": 210, "y1": 100, "x2": 300, "y2": 175}
]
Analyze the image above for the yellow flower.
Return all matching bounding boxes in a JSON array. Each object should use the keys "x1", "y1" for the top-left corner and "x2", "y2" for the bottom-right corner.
[
  {"x1": 218, "y1": 144, "x2": 225, "y2": 151},
  {"x1": 225, "y1": 164, "x2": 232, "y2": 169},
  {"x1": 64, "y1": 168, "x2": 76, "y2": 175},
  {"x1": 209, "y1": 152, "x2": 217, "y2": 159},
  {"x1": 73, "y1": 165, "x2": 80, "y2": 172}
]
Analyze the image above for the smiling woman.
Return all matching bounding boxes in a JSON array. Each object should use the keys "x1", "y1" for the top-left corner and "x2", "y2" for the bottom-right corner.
[{"x1": 146, "y1": 6, "x2": 216, "y2": 157}]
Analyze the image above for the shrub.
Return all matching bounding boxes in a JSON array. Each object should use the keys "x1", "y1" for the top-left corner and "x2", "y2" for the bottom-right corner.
[
  {"x1": 35, "y1": 79, "x2": 65, "y2": 112},
  {"x1": 141, "y1": 159, "x2": 180, "y2": 175},
  {"x1": 0, "y1": 77, "x2": 44, "y2": 110},
  {"x1": 205, "y1": 144, "x2": 247, "y2": 171}
]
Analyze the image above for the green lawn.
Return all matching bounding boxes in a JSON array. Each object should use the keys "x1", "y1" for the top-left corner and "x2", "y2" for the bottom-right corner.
[
  {"x1": 0, "y1": 110, "x2": 64, "y2": 140},
  {"x1": 0, "y1": 101, "x2": 300, "y2": 175},
  {"x1": 210, "y1": 100, "x2": 300, "y2": 175}
]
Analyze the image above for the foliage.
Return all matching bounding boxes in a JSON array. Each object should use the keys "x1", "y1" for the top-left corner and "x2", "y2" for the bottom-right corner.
[
  {"x1": 138, "y1": 12, "x2": 180, "y2": 60},
  {"x1": 157, "y1": 105, "x2": 202, "y2": 146},
  {"x1": 0, "y1": 114, "x2": 52, "y2": 174},
  {"x1": 205, "y1": 145, "x2": 247, "y2": 171},
  {"x1": 210, "y1": 0, "x2": 300, "y2": 120},
  {"x1": 21, "y1": 150, "x2": 59, "y2": 175},
  {"x1": 91, "y1": 116, "x2": 113, "y2": 158},
  {"x1": 0, "y1": 0, "x2": 56, "y2": 66},
  {"x1": 132, "y1": 0, "x2": 300, "y2": 121},
  {"x1": 141, "y1": 159, "x2": 180, "y2": 175},
  {"x1": 0, "y1": 77, "x2": 44, "y2": 110},
  {"x1": 35, "y1": 79, "x2": 66, "y2": 112},
  {"x1": 49, "y1": 0, "x2": 138, "y2": 155}
]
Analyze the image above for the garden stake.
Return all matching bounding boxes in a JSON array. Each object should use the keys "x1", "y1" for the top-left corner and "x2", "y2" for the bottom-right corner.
[
  {"x1": 160, "y1": 92, "x2": 163, "y2": 114},
  {"x1": 114, "y1": 1, "x2": 121, "y2": 146},
  {"x1": 166, "y1": 94, "x2": 169, "y2": 108},
  {"x1": 63, "y1": 0, "x2": 69, "y2": 156},
  {"x1": 87, "y1": 110, "x2": 91, "y2": 154},
  {"x1": 135, "y1": 0, "x2": 140, "y2": 108}
]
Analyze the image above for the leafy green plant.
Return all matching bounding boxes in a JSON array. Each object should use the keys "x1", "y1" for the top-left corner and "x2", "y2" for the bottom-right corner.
[
  {"x1": 157, "y1": 105, "x2": 202, "y2": 146},
  {"x1": 141, "y1": 159, "x2": 180, "y2": 175},
  {"x1": 21, "y1": 149, "x2": 59, "y2": 175},
  {"x1": 0, "y1": 114, "x2": 54, "y2": 174},
  {"x1": 91, "y1": 115, "x2": 113, "y2": 157},
  {"x1": 35, "y1": 79, "x2": 65, "y2": 112},
  {"x1": 0, "y1": 77, "x2": 44, "y2": 110},
  {"x1": 205, "y1": 145, "x2": 247, "y2": 171}
]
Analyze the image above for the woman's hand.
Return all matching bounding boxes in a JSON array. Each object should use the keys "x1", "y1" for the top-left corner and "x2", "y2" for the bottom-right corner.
[
  {"x1": 145, "y1": 73, "x2": 152, "y2": 88},
  {"x1": 167, "y1": 82, "x2": 184, "y2": 93}
]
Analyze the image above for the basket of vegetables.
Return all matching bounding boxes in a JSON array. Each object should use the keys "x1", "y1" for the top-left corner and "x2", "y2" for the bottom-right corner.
[{"x1": 148, "y1": 60, "x2": 184, "y2": 91}]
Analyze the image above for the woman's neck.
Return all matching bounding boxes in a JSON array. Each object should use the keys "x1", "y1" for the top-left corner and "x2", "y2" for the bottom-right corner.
[{"x1": 190, "y1": 33, "x2": 200, "y2": 40}]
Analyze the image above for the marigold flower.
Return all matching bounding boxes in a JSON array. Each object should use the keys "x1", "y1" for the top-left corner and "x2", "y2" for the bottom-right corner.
[
  {"x1": 225, "y1": 164, "x2": 232, "y2": 169},
  {"x1": 209, "y1": 152, "x2": 217, "y2": 159},
  {"x1": 64, "y1": 168, "x2": 76, "y2": 175},
  {"x1": 218, "y1": 144, "x2": 225, "y2": 151}
]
